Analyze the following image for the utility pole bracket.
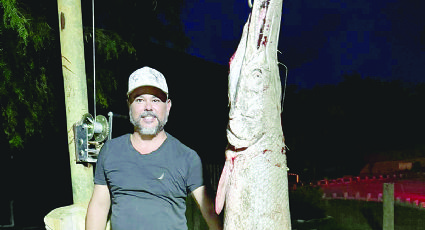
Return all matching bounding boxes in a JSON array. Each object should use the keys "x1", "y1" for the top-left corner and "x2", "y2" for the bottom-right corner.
[{"x1": 73, "y1": 113, "x2": 110, "y2": 163}]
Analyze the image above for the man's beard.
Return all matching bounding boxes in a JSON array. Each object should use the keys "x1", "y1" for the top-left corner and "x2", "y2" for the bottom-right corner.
[{"x1": 129, "y1": 109, "x2": 168, "y2": 136}]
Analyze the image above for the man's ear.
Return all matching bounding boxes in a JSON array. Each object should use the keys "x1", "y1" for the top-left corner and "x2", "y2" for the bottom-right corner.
[
  {"x1": 127, "y1": 97, "x2": 133, "y2": 108},
  {"x1": 166, "y1": 99, "x2": 172, "y2": 112}
]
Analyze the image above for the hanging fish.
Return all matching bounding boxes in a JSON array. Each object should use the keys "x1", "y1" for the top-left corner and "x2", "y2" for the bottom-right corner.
[{"x1": 215, "y1": 0, "x2": 291, "y2": 229}]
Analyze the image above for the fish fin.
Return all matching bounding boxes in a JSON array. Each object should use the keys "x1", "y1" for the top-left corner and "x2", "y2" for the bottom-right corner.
[{"x1": 215, "y1": 161, "x2": 230, "y2": 215}]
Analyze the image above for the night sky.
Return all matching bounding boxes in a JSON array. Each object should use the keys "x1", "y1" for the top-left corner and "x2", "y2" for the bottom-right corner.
[{"x1": 181, "y1": 0, "x2": 425, "y2": 88}]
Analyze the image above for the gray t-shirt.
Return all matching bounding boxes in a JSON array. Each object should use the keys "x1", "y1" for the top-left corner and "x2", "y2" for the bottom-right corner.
[{"x1": 94, "y1": 133, "x2": 203, "y2": 230}]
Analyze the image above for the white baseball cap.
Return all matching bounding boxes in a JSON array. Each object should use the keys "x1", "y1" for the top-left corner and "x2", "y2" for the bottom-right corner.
[{"x1": 127, "y1": 67, "x2": 169, "y2": 98}]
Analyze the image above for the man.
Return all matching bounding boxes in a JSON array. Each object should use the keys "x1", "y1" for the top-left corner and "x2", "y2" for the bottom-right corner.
[{"x1": 86, "y1": 67, "x2": 222, "y2": 230}]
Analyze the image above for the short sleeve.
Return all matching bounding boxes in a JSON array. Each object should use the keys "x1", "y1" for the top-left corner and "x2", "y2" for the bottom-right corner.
[
  {"x1": 94, "y1": 142, "x2": 108, "y2": 185},
  {"x1": 186, "y1": 151, "x2": 204, "y2": 194}
]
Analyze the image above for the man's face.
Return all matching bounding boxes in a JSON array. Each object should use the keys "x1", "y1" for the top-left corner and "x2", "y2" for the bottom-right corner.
[{"x1": 128, "y1": 87, "x2": 171, "y2": 136}]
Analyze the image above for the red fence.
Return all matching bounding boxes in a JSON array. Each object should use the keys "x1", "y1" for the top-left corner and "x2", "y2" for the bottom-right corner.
[{"x1": 317, "y1": 174, "x2": 425, "y2": 208}]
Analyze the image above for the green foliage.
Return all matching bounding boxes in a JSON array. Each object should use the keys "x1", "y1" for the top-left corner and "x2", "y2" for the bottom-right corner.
[
  {"x1": 289, "y1": 186, "x2": 326, "y2": 220},
  {"x1": 1, "y1": 0, "x2": 29, "y2": 45},
  {"x1": 324, "y1": 200, "x2": 425, "y2": 230},
  {"x1": 85, "y1": 28, "x2": 136, "y2": 61},
  {"x1": 1, "y1": 0, "x2": 55, "y2": 148},
  {"x1": 0, "y1": 0, "x2": 139, "y2": 149}
]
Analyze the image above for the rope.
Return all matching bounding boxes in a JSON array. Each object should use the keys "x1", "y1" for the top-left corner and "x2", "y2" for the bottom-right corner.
[
  {"x1": 278, "y1": 60, "x2": 288, "y2": 113},
  {"x1": 92, "y1": 0, "x2": 97, "y2": 120}
]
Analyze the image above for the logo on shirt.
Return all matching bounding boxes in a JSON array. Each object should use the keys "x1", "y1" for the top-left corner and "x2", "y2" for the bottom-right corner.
[{"x1": 157, "y1": 172, "x2": 165, "y2": 180}]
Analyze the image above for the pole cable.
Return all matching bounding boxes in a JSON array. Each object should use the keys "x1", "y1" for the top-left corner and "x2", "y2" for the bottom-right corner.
[{"x1": 92, "y1": 0, "x2": 97, "y2": 120}]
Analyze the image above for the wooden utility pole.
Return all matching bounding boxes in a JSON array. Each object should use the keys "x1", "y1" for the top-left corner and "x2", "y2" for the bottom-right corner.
[
  {"x1": 44, "y1": 0, "x2": 94, "y2": 229},
  {"x1": 56, "y1": 0, "x2": 93, "y2": 205}
]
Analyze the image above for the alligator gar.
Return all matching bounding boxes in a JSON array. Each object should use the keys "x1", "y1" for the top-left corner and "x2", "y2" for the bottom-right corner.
[{"x1": 215, "y1": 0, "x2": 291, "y2": 229}]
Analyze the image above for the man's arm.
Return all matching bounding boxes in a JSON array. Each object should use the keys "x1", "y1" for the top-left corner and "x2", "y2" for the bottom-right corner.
[
  {"x1": 86, "y1": 184, "x2": 111, "y2": 230},
  {"x1": 192, "y1": 186, "x2": 223, "y2": 230}
]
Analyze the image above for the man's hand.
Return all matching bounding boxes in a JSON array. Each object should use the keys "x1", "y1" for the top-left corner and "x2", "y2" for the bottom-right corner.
[{"x1": 192, "y1": 186, "x2": 223, "y2": 230}]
